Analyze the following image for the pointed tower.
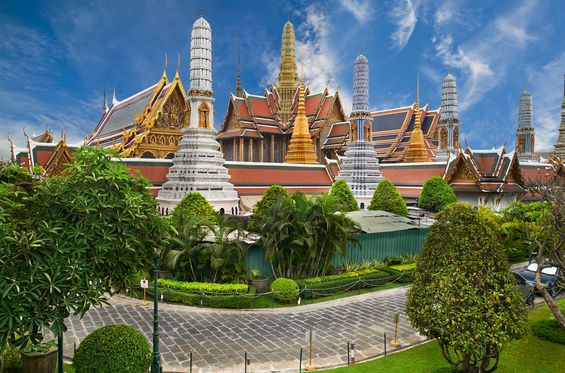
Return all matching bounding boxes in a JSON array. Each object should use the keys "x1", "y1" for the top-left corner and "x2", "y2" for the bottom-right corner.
[
  {"x1": 157, "y1": 16, "x2": 239, "y2": 214},
  {"x1": 102, "y1": 88, "x2": 109, "y2": 115},
  {"x1": 554, "y1": 75, "x2": 565, "y2": 158},
  {"x1": 285, "y1": 63, "x2": 318, "y2": 164},
  {"x1": 436, "y1": 72, "x2": 459, "y2": 160},
  {"x1": 404, "y1": 75, "x2": 430, "y2": 163},
  {"x1": 277, "y1": 21, "x2": 299, "y2": 124},
  {"x1": 516, "y1": 90, "x2": 535, "y2": 161},
  {"x1": 336, "y1": 53, "x2": 382, "y2": 209},
  {"x1": 235, "y1": 38, "x2": 244, "y2": 97}
]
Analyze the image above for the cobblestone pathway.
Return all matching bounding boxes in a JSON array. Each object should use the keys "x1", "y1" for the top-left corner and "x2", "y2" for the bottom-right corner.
[{"x1": 61, "y1": 286, "x2": 426, "y2": 372}]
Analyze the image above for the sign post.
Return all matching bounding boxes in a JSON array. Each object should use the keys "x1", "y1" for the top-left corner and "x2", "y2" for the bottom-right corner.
[
  {"x1": 305, "y1": 330, "x2": 315, "y2": 371},
  {"x1": 389, "y1": 313, "x2": 401, "y2": 347},
  {"x1": 140, "y1": 278, "x2": 149, "y2": 306}
]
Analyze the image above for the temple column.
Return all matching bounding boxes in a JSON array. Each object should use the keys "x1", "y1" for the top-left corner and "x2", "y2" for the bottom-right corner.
[
  {"x1": 270, "y1": 135, "x2": 275, "y2": 162},
  {"x1": 259, "y1": 139, "x2": 264, "y2": 162},
  {"x1": 232, "y1": 138, "x2": 237, "y2": 161},
  {"x1": 248, "y1": 138, "x2": 253, "y2": 162},
  {"x1": 239, "y1": 138, "x2": 244, "y2": 161}
]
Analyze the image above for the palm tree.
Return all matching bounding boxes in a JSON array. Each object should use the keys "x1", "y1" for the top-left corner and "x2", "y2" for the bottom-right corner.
[{"x1": 202, "y1": 219, "x2": 247, "y2": 283}]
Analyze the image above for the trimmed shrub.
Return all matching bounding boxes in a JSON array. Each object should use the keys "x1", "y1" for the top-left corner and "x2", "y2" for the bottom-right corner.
[
  {"x1": 381, "y1": 263, "x2": 417, "y2": 283},
  {"x1": 384, "y1": 255, "x2": 403, "y2": 266},
  {"x1": 297, "y1": 269, "x2": 391, "y2": 299},
  {"x1": 248, "y1": 185, "x2": 290, "y2": 232},
  {"x1": 271, "y1": 278, "x2": 299, "y2": 303},
  {"x1": 160, "y1": 286, "x2": 256, "y2": 309},
  {"x1": 531, "y1": 318, "x2": 565, "y2": 345},
  {"x1": 172, "y1": 192, "x2": 218, "y2": 223},
  {"x1": 418, "y1": 176, "x2": 457, "y2": 212},
  {"x1": 158, "y1": 279, "x2": 248, "y2": 294},
  {"x1": 73, "y1": 324, "x2": 151, "y2": 373},
  {"x1": 369, "y1": 179, "x2": 408, "y2": 216},
  {"x1": 329, "y1": 180, "x2": 359, "y2": 212}
]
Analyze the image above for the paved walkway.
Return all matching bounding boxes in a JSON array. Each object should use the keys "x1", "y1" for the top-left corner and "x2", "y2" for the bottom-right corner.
[{"x1": 61, "y1": 286, "x2": 426, "y2": 372}]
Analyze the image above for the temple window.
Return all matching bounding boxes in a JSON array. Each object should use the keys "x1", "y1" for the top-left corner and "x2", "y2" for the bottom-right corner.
[{"x1": 199, "y1": 102, "x2": 210, "y2": 128}]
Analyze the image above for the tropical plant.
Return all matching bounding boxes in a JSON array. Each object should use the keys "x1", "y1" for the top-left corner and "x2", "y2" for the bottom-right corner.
[
  {"x1": 329, "y1": 179, "x2": 359, "y2": 212},
  {"x1": 270, "y1": 278, "x2": 299, "y2": 303},
  {"x1": 0, "y1": 147, "x2": 167, "y2": 353},
  {"x1": 406, "y1": 203, "x2": 528, "y2": 372},
  {"x1": 73, "y1": 324, "x2": 151, "y2": 373},
  {"x1": 172, "y1": 192, "x2": 218, "y2": 224},
  {"x1": 369, "y1": 179, "x2": 408, "y2": 216},
  {"x1": 248, "y1": 185, "x2": 290, "y2": 232},
  {"x1": 259, "y1": 193, "x2": 358, "y2": 279},
  {"x1": 417, "y1": 176, "x2": 457, "y2": 212}
]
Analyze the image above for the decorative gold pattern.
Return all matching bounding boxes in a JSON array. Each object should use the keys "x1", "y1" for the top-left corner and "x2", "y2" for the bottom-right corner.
[
  {"x1": 199, "y1": 101, "x2": 211, "y2": 128},
  {"x1": 285, "y1": 79, "x2": 318, "y2": 164}
]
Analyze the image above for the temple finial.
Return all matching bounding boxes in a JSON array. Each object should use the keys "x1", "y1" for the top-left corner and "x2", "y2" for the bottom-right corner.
[
  {"x1": 175, "y1": 53, "x2": 180, "y2": 79},
  {"x1": 112, "y1": 88, "x2": 118, "y2": 105},
  {"x1": 162, "y1": 53, "x2": 168, "y2": 79},
  {"x1": 102, "y1": 85, "x2": 108, "y2": 114},
  {"x1": 300, "y1": 49, "x2": 305, "y2": 82},
  {"x1": 416, "y1": 72, "x2": 420, "y2": 106},
  {"x1": 235, "y1": 34, "x2": 243, "y2": 97}
]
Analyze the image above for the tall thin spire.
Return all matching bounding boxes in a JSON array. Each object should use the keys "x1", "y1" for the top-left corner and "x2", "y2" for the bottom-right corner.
[
  {"x1": 516, "y1": 89, "x2": 535, "y2": 160},
  {"x1": 553, "y1": 74, "x2": 565, "y2": 158},
  {"x1": 285, "y1": 56, "x2": 318, "y2": 164},
  {"x1": 352, "y1": 53, "x2": 369, "y2": 113},
  {"x1": 235, "y1": 34, "x2": 243, "y2": 97},
  {"x1": 189, "y1": 16, "x2": 213, "y2": 93},
  {"x1": 102, "y1": 86, "x2": 108, "y2": 114},
  {"x1": 404, "y1": 74, "x2": 430, "y2": 163},
  {"x1": 277, "y1": 21, "x2": 299, "y2": 124},
  {"x1": 437, "y1": 71, "x2": 460, "y2": 160}
]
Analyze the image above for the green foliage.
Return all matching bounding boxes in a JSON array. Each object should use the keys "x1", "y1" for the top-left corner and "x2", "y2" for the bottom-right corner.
[
  {"x1": 342, "y1": 260, "x2": 385, "y2": 272},
  {"x1": 258, "y1": 192, "x2": 358, "y2": 279},
  {"x1": 21, "y1": 340, "x2": 57, "y2": 355},
  {"x1": 0, "y1": 147, "x2": 167, "y2": 352},
  {"x1": 531, "y1": 318, "x2": 565, "y2": 345},
  {"x1": 329, "y1": 180, "x2": 359, "y2": 212},
  {"x1": 499, "y1": 202, "x2": 551, "y2": 259},
  {"x1": 382, "y1": 263, "x2": 417, "y2": 283},
  {"x1": 297, "y1": 269, "x2": 390, "y2": 299},
  {"x1": 0, "y1": 343, "x2": 22, "y2": 372},
  {"x1": 417, "y1": 176, "x2": 457, "y2": 212},
  {"x1": 406, "y1": 203, "x2": 528, "y2": 372},
  {"x1": 384, "y1": 255, "x2": 404, "y2": 266},
  {"x1": 0, "y1": 163, "x2": 34, "y2": 184},
  {"x1": 248, "y1": 185, "x2": 290, "y2": 232},
  {"x1": 270, "y1": 278, "x2": 299, "y2": 303},
  {"x1": 160, "y1": 286, "x2": 256, "y2": 309},
  {"x1": 172, "y1": 192, "x2": 218, "y2": 224},
  {"x1": 73, "y1": 324, "x2": 151, "y2": 373},
  {"x1": 369, "y1": 179, "x2": 407, "y2": 216},
  {"x1": 158, "y1": 279, "x2": 248, "y2": 294}
]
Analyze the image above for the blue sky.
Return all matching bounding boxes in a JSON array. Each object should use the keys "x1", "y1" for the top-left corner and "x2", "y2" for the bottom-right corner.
[{"x1": 1, "y1": 0, "x2": 564, "y2": 159}]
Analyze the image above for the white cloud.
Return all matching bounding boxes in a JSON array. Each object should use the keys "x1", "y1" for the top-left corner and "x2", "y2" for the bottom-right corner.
[
  {"x1": 338, "y1": 0, "x2": 374, "y2": 23},
  {"x1": 526, "y1": 52, "x2": 565, "y2": 152},
  {"x1": 495, "y1": 18, "x2": 536, "y2": 46},
  {"x1": 390, "y1": 0, "x2": 421, "y2": 50}
]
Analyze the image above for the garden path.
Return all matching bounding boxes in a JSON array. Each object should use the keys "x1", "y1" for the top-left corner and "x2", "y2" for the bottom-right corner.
[{"x1": 61, "y1": 286, "x2": 426, "y2": 372}]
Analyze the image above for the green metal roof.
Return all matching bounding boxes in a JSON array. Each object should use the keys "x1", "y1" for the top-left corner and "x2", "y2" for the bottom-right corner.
[{"x1": 346, "y1": 210, "x2": 424, "y2": 233}]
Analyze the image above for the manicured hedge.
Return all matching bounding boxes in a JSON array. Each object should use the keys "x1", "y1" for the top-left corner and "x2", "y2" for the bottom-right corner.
[
  {"x1": 158, "y1": 279, "x2": 248, "y2": 294},
  {"x1": 381, "y1": 262, "x2": 417, "y2": 283},
  {"x1": 531, "y1": 318, "x2": 565, "y2": 345},
  {"x1": 297, "y1": 269, "x2": 391, "y2": 299},
  {"x1": 271, "y1": 278, "x2": 299, "y2": 303},
  {"x1": 159, "y1": 286, "x2": 256, "y2": 309}
]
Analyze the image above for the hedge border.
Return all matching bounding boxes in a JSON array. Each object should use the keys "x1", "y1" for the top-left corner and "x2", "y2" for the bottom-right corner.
[
  {"x1": 531, "y1": 318, "x2": 565, "y2": 345},
  {"x1": 158, "y1": 286, "x2": 257, "y2": 309},
  {"x1": 297, "y1": 270, "x2": 391, "y2": 299}
]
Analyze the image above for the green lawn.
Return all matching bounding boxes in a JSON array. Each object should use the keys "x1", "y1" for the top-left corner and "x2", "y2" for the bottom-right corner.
[{"x1": 323, "y1": 299, "x2": 565, "y2": 373}]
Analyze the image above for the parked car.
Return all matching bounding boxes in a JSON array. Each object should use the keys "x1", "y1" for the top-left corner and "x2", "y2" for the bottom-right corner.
[
  {"x1": 512, "y1": 272, "x2": 536, "y2": 306},
  {"x1": 513, "y1": 261, "x2": 562, "y2": 297}
]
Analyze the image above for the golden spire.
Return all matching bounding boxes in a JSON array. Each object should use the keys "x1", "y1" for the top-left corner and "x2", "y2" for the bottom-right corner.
[
  {"x1": 285, "y1": 55, "x2": 318, "y2": 164},
  {"x1": 175, "y1": 53, "x2": 180, "y2": 80},
  {"x1": 162, "y1": 53, "x2": 168, "y2": 80},
  {"x1": 404, "y1": 73, "x2": 430, "y2": 163},
  {"x1": 278, "y1": 21, "x2": 299, "y2": 124}
]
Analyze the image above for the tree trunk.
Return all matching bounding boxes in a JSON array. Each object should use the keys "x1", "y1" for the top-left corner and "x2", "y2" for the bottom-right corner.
[{"x1": 535, "y1": 251, "x2": 565, "y2": 328}]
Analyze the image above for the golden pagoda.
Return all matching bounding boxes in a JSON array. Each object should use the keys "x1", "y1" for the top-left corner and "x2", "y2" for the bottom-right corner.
[
  {"x1": 277, "y1": 21, "x2": 299, "y2": 124},
  {"x1": 285, "y1": 61, "x2": 318, "y2": 164},
  {"x1": 403, "y1": 75, "x2": 430, "y2": 163}
]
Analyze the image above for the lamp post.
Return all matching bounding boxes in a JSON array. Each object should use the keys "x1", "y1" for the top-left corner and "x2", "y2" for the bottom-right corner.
[{"x1": 151, "y1": 249, "x2": 161, "y2": 373}]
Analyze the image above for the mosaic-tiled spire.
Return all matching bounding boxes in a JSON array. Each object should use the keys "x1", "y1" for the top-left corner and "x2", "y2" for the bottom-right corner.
[
  {"x1": 189, "y1": 17, "x2": 213, "y2": 93},
  {"x1": 554, "y1": 75, "x2": 565, "y2": 158},
  {"x1": 277, "y1": 21, "x2": 299, "y2": 124},
  {"x1": 352, "y1": 53, "x2": 369, "y2": 113},
  {"x1": 404, "y1": 74, "x2": 430, "y2": 162},
  {"x1": 336, "y1": 53, "x2": 382, "y2": 209},
  {"x1": 516, "y1": 90, "x2": 535, "y2": 160},
  {"x1": 436, "y1": 71, "x2": 460, "y2": 160}
]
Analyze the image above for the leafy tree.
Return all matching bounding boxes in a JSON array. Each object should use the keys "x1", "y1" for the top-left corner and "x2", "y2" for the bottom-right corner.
[
  {"x1": 417, "y1": 176, "x2": 457, "y2": 212},
  {"x1": 499, "y1": 201, "x2": 549, "y2": 259},
  {"x1": 248, "y1": 185, "x2": 290, "y2": 232},
  {"x1": 259, "y1": 192, "x2": 357, "y2": 278},
  {"x1": 172, "y1": 192, "x2": 218, "y2": 224},
  {"x1": 329, "y1": 179, "x2": 359, "y2": 212},
  {"x1": 406, "y1": 203, "x2": 528, "y2": 372},
  {"x1": 0, "y1": 147, "x2": 166, "y2": 352},
  {"x1": 369, "y1": 179, "x2": 408, "y2": 216}
]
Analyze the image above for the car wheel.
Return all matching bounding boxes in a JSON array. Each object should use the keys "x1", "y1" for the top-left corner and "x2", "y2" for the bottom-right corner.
[{"x1": 526, "y1": 293, "x2": 535, "y2": 306}]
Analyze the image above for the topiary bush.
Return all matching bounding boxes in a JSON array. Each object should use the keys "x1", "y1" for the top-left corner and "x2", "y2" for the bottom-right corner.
[
  {"x1": 248, "y1": 185, "x2": 290, "y2": 232},
  {"x1": 531, "y1": 318, "x2": 565, "y2": 345},
  {"x1": 369, "y1": 179, "x2": 407, "y2": 216},
  {"x1": 172, "y1": 192, "x2": 218, "y2": 224},
  {"x1": 73, "y1": 324, "x2": 151, "y2": 373},
  {"x1": 270, "y1": 278, "x2": 299, "y2": 303},
  {"x1": 329, "y1": 179, "x2": 359, "y2": 212},
  {"x1": 417, "y1": 176, "x2": 457, "y2": 212}
]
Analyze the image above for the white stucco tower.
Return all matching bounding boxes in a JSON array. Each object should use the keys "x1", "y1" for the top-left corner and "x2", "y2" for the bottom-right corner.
[
  {"x1": 336, "y1": 53, "x2": 383, "y2": 209},
  {"x1": 436, "y1": 72, "x2": 460, "y2": 161},
  {"x1": 156, "y1": 17, "x2": 239, "y2": 214}
]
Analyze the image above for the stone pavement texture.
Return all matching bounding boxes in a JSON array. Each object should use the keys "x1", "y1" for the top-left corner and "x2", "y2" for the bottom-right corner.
[{"x1": 61, "y1": 286, "x2": 426, "y2": 372}]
